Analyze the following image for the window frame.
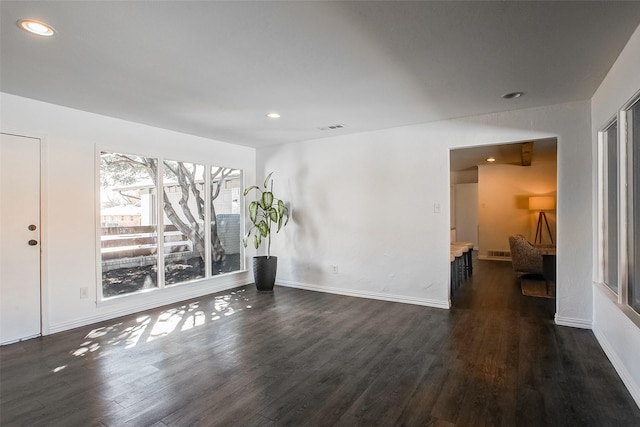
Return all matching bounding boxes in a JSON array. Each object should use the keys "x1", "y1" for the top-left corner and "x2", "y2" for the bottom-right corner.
[
  {"x1": 624, "y1": 96, "x2": 640, "y2": 314},
  {"x1": 597, "y1": 89, "x2": 640, "y2": 326},
  {"x1": 598, "y1": 116, "x2": 620, "y2": 294},
  {"x1": 96, "y1": 149, "x2": 246, "y2": 302}
]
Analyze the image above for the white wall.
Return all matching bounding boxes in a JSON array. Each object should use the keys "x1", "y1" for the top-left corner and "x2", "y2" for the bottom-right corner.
[
  {"x1": 450, "y1": 169, "x2": 478, "y2": 185},
  {"x1": 454, "y1": 183, "x2": 478, "y2": 249},
  {"x1": 591, "y1": 24, "x2": 640, "y2": 407},
  {"x1": 258, "y1": 100, "x2": 591, "y2": 323},
  {"x1": 0, "y1": 93, "x2": 256, "y2": 335},
  {"x1": 477, "y1": 160, "x2": 557, "y2": 258}
]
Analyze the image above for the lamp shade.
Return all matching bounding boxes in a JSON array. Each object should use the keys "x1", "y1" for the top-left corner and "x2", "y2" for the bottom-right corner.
[{"x1": 529, "y1": 196, "x2": 555, "y2": 211}]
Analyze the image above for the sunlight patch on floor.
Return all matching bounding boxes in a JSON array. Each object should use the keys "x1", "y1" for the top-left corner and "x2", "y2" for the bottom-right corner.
[{"x1": 68, "y1": 289, "x2": 253, "y2": 356}]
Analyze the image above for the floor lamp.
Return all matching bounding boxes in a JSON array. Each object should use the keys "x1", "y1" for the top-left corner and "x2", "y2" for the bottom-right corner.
[{"x1": 529, "y1": 196, "x2": 555, "y2": 245}]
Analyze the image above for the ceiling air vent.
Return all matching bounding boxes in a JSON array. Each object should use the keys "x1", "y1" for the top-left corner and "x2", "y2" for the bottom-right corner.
[{"x1": 319, "y1": 123, "x2": 346, "y2": 131}]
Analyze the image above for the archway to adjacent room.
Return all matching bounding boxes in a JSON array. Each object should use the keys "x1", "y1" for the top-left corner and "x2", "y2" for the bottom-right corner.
[{"x1": 449, "y1": 138, "x2": 558, "y2": 314}]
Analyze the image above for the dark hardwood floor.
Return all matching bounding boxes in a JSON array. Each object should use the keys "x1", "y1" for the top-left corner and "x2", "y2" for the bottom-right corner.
[{"x1": 2, "y1": 258, "x2": 640, "y2": 426}]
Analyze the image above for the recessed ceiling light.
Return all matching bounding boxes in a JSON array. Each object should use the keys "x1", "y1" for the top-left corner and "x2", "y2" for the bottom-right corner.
[
  {"x1": 266, "y1": 112, "x2": 281, "y2": 119},
  {"x1": 486, "y1": 157, "x2": 496, "y2": 162},
  {"x1": 502, "y1": 92, "x2": 524, "y2": 100},
  {"x1": 18, "y1": 19, "x2": 55, "y2": 37}
]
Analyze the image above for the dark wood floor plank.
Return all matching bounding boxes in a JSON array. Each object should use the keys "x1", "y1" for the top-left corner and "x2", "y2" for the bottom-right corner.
[
  {"x1": 329, "y1": 322, "x2": 437, "y2": 425},
  {"x1": 2, "y1": 257, "x2": 640, "y2": 426}
]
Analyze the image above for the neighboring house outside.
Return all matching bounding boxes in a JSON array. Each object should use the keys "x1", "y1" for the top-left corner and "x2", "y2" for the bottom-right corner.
[{"x1": 100, "y1": 204, "x2": 141, "y2": 227}]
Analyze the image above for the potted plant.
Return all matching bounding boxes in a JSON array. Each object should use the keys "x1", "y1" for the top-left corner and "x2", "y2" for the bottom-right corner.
[{"x1": 243, "y1": 172, "x2": 290, "y2": 291}]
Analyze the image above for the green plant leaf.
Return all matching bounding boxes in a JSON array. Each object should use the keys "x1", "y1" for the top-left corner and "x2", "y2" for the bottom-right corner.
[
  {"x1": 243, "y1": 228, "x2": 254, "y2": 248},
  {"x1": 263, "y1": 172, "x2": 274, "y2": 189},
  {"x1": 243, "y1": 185, "x2": 259, "y2": 197},
  {"x1": 243, "y1": 172, "x2": 289, "y2": 250},
  {"x1": 258, "y1": 220, "x2": 269, "y2": 237},
  {"x1": 262, "y1": 191, "x2": 274, "y2": 209},
  {"x1": 269, "y1": 207, "x2": 278, "y2": 223},
  {"x1": 249, "y1": 201, "x2": 258, "y2": 223}
]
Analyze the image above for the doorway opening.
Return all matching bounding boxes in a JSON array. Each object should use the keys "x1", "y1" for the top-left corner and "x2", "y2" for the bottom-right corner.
[{"x1": 449, "y1": 138, "x2": 558, "y2": 312}]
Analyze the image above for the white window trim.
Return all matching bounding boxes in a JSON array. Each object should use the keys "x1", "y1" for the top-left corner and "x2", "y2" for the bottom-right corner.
[
  {"x1": 95, "y1": 149, "x2": 246, "y2": 304},
  {"x1": 596, "y1": 89, "x2": 640, "y2": 328},
  {"x1": 597, "y1": 116, "x2": 619, "y2": 296}
]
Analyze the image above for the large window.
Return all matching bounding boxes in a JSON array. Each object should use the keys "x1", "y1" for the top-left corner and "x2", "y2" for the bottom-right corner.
[
  {"x1": 599, "y1": 93, "x2": 640, "y2": 318},
  {"x1": 100, "y1": 152, "x2": 243, "y2": 298}
]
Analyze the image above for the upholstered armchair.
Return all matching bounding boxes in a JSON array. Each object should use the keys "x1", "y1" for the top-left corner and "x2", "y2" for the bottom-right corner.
[{"x1": 508, "y1": 234, "x2": 543, "y2": 276}]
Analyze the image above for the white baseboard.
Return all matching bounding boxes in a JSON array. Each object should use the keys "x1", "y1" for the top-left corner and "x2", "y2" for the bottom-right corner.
[
  {"x1": 276, "y1": 280, "x2": 450, "y2": 309},
  {"x1": 554, "y1": 314, "x2": 593, "y2": 329},
  {"x1": 1, "y1": 333, "x2": 41, "y2": 346},
  {"x1": 593, "y1": 325, "x2": 640, "y2": 408},
  {"x1": 48, "y1": 278, "x2": 250, "y2": 335}
]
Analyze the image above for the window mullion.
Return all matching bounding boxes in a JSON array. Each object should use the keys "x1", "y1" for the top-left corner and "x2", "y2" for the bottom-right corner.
[
  {"x1": 601, "y1": 118, "x2": 619, "y2": 294},
  {"x1": 619, "y1": 111, "x2": 629, "y2": 306},
  {"x1": 205, "y1": 166, "x2": 212, "y2": 278},
  {"x1": 157, "y1": 158, "x2": 165, "y2": 288},
  {"x1": 597, "y1": 131, "x2": 606, "y2": 285},
  {"x1": 626, "y1": 106, "x2": 638, "y2": 313}
]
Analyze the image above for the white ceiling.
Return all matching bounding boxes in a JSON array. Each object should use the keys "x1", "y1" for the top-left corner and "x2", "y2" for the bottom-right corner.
[{"x1": 2, "y1": 1, "x2": 640, "y2": 149}]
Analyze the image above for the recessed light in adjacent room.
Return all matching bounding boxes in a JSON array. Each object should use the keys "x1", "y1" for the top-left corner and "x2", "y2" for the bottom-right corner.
[
  {"x1": 266, "y1": 112, "x2": 281, "y2": 119},
  {"x1": 502, "y1": 92, "x2": 524, "y2": 100},
  {"x1": 486, "y1": 157, "x2": 496, "y2": 162},
  {"x1": 18, "y1": 19, "x2": 55, "y2": 37}
]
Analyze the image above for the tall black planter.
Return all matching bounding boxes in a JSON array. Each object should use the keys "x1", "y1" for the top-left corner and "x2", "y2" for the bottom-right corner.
[{"x1": 253, "y1": 256, "x2": 277, "y2": 291}]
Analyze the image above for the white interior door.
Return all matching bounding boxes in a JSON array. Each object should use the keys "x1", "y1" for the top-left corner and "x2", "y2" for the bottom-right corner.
[{"x1": 1, "y1": 133, "x2": 41, "y2": 344}]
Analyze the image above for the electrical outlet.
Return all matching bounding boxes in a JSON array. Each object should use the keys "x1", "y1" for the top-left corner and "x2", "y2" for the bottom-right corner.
[
  {"x1": 331, "y1": 265, "x2": 339, "y2": 274},
  {"x1": 80, "y1": 287, "x2": 89, "y2": 299},
  {"x1": 434, "y1": 203, "x2": 441, "y2": 213}
]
